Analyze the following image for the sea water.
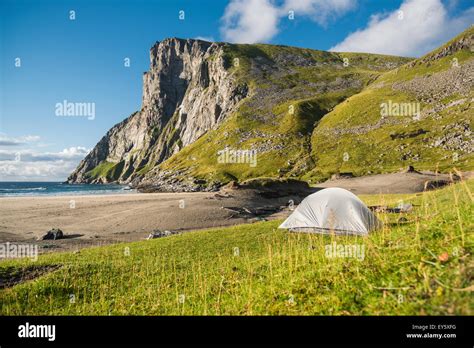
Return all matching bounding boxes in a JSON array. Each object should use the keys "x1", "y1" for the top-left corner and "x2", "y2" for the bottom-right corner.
[{"x1": 0, "y1": 182, "x2": 135, "y2": 197}]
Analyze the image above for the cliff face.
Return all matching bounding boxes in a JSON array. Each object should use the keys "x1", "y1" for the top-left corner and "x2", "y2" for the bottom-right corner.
[
  {"x1": 67, "y1": 38, "x2": 247, "y2": 183},
  {"x1": 68, "y1": 28, "x2": 472, "y2": 190}
]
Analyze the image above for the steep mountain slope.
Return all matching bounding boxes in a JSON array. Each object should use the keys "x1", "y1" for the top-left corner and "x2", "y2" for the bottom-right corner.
[
  {"x1": 68, "y1": 38, "x2": 408, "y2": 186},
  {"x1": 68, "y1": 27, "x2": 473, "y2": 190},
  {"x1": 67, "y1": 38, "x2": 248, "y2": 183},
  {"x1": 305, "y1": 26, "x2": 474, "y2": 182},
  {"x1": 134, "y1": 45, "x2": 409, "y2": 190}
]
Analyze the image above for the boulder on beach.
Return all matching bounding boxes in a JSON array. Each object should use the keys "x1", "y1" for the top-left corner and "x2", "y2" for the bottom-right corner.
[
  {"x1": 41, "y1": 228, "x2": 64, "y2": 240},
  {"x1": 147, "y1": 230, "x2": 174, "y2": 239},
  {"x1": 402, "y1": 165, "x2": 419, "y2": 173}
]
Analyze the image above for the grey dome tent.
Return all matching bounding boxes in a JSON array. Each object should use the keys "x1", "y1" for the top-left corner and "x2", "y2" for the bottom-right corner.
[{"x1": 279, "y1": 187, "x2": 382, "y2": 235}]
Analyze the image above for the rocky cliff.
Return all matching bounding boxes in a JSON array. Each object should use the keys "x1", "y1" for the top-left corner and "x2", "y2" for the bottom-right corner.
[
  {"x1": 67, "y1": 38, "x2": 247, "y2": 184},
  {"x1": 68, "y1": 27, "x2": 473, "y2": 190}
]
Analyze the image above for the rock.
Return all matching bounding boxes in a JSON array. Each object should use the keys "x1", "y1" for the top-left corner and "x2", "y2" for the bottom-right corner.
[
  {"x1": 67, "y1": 38, "x2": 248, "y2": 185},
  {"x1": 40, "y1": 228, "x2": 64, "y2": 240},
  {"x1": 277, "y1": 168, "x2": 290, "y2": 175},
  {"x1": 370, "y1": 204, "x2": 413, "y2": 213},
  {"x1": 222, "y1": 206, "x2": 253, "y2": 216},
  {"x1": 390, "y1": 128, "x2": 428, "y2": 140},
  {"x1": 147, "y1": 229, "x2": 174, "y2": 239},
  {"x1": 393, "y1": 59, "x2": 474, "y2": 103},
  {"x1": 41, "y1": 244, "x2": 58, "y2": 249},
  {"x1": 369, "y1": 205, "x2": 389, "y2": 213},
  {"x1": 223, "y1": 181, "x2": 240, "y2": 190},
  {"x1": 214, "y1": 192, "x2": 232, "y2": 199},
  {"x1": 429, "y1": 121, "x2": 473, "y2": 154},
  {"x1": 65, "y1": 30, "x2": 473, "y2": 190},
  {"x1": 247, "y1": 217, "x2": 267, "y2": 223},
  {"x1": 424, "y1": 180, "x2": 450, "y2": 191},
  {"x1": 397, "y1": 203, "x2": 413, "y2": 213},
  {"x1": 330, "y1": 172, "x2": 354, "y2": 180},
  {"x1": 402, "y1": 166, "x2": 418, "y2": 173}
]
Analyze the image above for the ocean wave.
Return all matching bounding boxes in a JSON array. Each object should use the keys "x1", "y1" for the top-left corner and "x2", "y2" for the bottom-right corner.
[
  {"x1": 0, "y1": 183, "x2": 136, "y2": 197},
  {"x1": 0, "y1": 187, "x2": 47, "y2": 192},
  {"x1": 0, "y1": 189, "x2": 137, "y2": 197}
]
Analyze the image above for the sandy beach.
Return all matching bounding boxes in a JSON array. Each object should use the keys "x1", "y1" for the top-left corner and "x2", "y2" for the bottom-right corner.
[
  {"x1": 0, "y1": 188, "x2": 296, "y2": 253},
  {"x1": 1, "y1": 170, "x2": 470, "y2": 254},
  {"x1": 317, "y1": 170, "x2": 473, "y2": 194},
  {"x1": 0, "y1": 192, "x2": 251, "y2": 252}
]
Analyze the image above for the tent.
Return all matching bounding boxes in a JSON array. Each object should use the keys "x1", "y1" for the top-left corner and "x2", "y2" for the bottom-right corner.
[{"x1": 279, "y1": 187, "x2": 382, "y2": 235}]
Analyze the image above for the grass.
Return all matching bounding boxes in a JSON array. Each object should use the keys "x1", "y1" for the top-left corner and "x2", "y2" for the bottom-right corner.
[
  {"x1": 144, "y1": 28, "x2": 473, "y2": 187},
  {"x1": 304, "y1": 30, "x2": 474, "y2": 182},
  {"x1": 78, "y1": 28, "x2": 472, "y2": 187},
  {"x1": 156, "y1": 48, "x2": 409, "y2": 186},
  {"x1": 1, "y1": 179, "x2": 473, "y2": 315},
  {"x1": 85, "y1": 161, "x2": 125, "y2": 181}
]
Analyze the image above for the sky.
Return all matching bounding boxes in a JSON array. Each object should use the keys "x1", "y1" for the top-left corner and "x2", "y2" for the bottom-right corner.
[{"x1": 0, "y1": 0, "x2": 472, "y2": 181}]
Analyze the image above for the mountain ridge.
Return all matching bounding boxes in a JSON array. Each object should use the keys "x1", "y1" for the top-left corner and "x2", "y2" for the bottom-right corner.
[
  {"x1": 67, "y1": 38, "x2": 248, "y2": 184},
  {"x1": 67, "y1": 27, "x2": 473, "y2": 190}
]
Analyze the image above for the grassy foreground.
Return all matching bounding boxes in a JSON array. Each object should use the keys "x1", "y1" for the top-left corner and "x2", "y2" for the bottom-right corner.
[{"x1": 1, "y1": 180, "x2": 473, "y2": 315}]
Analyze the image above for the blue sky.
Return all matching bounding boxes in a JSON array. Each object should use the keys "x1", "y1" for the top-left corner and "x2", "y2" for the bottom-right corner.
[{"x1": 0, "y1": 0, "x2": 472, "y2": 181}]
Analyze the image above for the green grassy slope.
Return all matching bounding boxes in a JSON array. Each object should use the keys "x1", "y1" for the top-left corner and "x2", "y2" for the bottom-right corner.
[
  {"x1": 1, "y1": 180, "x2": 472, "y2": 315},
  {"x1": 306, "y1": 27, "x2": 473, "y2": 182},
  {"x1": 146, "y1": 28, "x2": 473, "y2": 188},
  {"x1": 144, "y1": 44, "x2": 411, "y2": 186}
]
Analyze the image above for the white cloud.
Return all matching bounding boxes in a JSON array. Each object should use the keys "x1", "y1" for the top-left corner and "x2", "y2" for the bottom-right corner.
[
  {"x1": 221, "y1": 0, "x2": 280, "y2": 43},
  {"x1": 330, "y1": 0, "x2": 474, "y2": 57},
  {"x1": 59, "y1": 146, "x2": 90, "y2": 157},
  {"x1": 0, "y1": 146, "x2": 90, "y2": 181},
  {"x1": 282, "y1": 0, "x2": 357, "y2": 26},
  {"x1": 0, "y1": 134, "x2": 40, "y2": 146},
  {"x1": 0, "y1": 161, "x2": 77, "y2": 181},
  {"x1": 0, "y1": 147, "x2": 89, "y2": 162},
  {"x1": 220, "y1": 0, "x2": 357, "y2": 43},
  {"x1": 194, "y1": 36, "x2": 215, "y2": 42}
]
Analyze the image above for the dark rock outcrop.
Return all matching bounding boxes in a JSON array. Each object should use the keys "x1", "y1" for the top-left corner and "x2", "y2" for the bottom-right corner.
[{"x1": 41, "y1": 228, "x2": 64, "y2": 240}]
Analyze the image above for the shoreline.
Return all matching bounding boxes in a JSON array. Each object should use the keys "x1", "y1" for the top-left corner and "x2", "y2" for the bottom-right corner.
[
  {"x1": 0, "y1": 191, "x2": 208, "y2": 200},
  {"x1": 0, "y1": 189, "x2": 291, "y2": 255},
  {"x1": 1, "y1": 170, "x2": 472, "y2": 256}
]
